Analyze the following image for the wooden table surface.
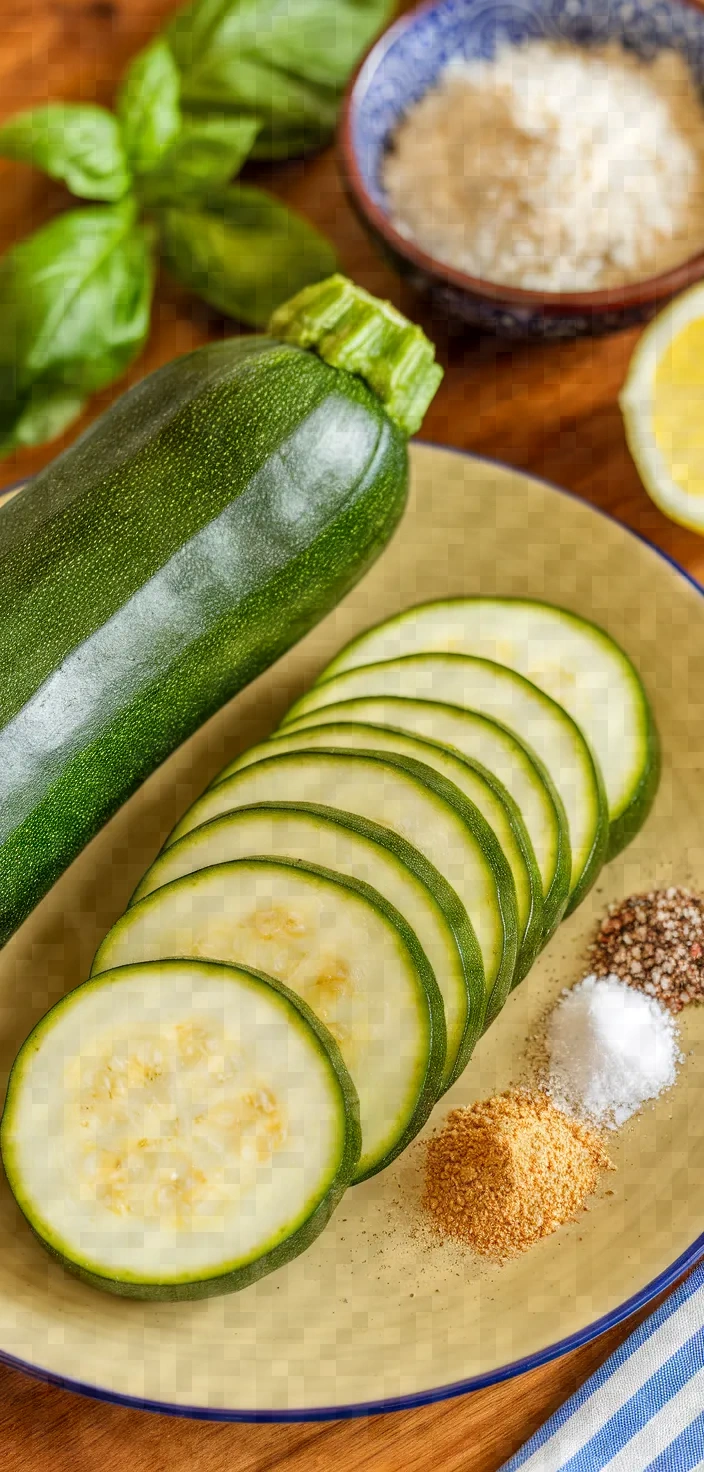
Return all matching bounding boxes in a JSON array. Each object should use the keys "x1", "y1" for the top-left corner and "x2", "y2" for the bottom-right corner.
[{"x1": 1, "y1": 3, "x2": 702, "y2": 1467}]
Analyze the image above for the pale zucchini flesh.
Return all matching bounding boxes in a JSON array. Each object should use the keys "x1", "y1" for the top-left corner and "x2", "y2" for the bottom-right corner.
[
  {"x1": 284, "y1": 655, "x2": 608, "y2": 914},
  {"x1": 282, "y1": 695, "x2": 571, "y2": 941},
  {"x1": 324, "y1": 598, "x2": 659, "y2": 860},
  {"x1": 216, "y1": 723, "x2": 542, "y2": 984},
  {"x1": 92, "y1": 859, "x2": 446, "y2": 1182},
  {"x1": 133, "y1": 803, "x2": 473, "y2": 1093},
  {"x1": 1, "y1": 959, "x2": 360, "y2": 1300},
  {"x1": 164, "y1": 748, "x2": 518, "y2": 1025}
]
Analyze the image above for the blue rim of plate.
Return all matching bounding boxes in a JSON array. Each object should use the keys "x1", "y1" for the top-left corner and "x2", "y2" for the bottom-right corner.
[{"x1": 0, "y1": 448, "x2": 702, "y2": 1423}]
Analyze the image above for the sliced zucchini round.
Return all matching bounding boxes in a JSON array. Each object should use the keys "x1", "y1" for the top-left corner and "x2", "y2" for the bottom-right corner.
[
  {"x1": 324, "y1": 598, "x2": 659, "y2": 860},
  {"x1": 92, "y1": 859, "x2": 446, "y2": 1183},
  {"x1": 133, "y1": 803, "x2": 473, "y2": 1093},
  {"x1": 282, "y1": 694, "x2": 571, "y2": 942},
  {"x1": 283, "y1": 655, "x2": 608, "y2": 914},
  {"x1": 164, "y1": 748, "x2": 518, "y2": 1028},
  {"x1": 1, "y1": 959, "x2": 361, "y2": 1300},
  {"x1": 216, "y1": 723, "x2": 542, "y2": 985}
]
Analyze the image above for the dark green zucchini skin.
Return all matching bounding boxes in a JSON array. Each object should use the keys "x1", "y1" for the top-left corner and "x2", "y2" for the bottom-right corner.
[{"x1": 0, "y1": 338, "x2": 408, "y2": 944}]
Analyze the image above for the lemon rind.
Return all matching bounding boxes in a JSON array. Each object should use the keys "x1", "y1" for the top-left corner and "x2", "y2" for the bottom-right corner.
[{"x1": 620, "y1": 283, "x2": 704, "y2": 533}]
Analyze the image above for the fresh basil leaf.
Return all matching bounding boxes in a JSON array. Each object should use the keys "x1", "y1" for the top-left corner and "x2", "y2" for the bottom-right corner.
[
  {"x1": 0, "y1": 104, "x2": 131, "y2": 201},
  {"x1": 183, "y1": 57, "x2": 339, "y2": 158},
  {"x1": 0, "y1": 384, "x2": 88, "y2": 456},
  {"x1": 0, "y1": 201, "x2": 155, "y2": 453},
  {"x1": 139, "y1": 114, "x2": 259, "y2": 204},
  {"x1": 118, "y1": 38, "x2": 182, "y2": 175},
  {"x1": 167, "y1": 0, "x2": 395, "y2": 157},
  {"x1": 158, "y1": 183, "x2": 337, "y2": 326}
]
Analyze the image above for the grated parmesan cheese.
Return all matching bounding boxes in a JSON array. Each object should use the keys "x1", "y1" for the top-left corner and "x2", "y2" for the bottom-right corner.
[{"x1": 383, "y1": 41, "x2": 704, "y2": 292}]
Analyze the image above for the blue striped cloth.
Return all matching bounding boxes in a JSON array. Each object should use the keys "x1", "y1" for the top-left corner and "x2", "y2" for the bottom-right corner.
[{"x1": 499, "y1": 1260, "x2": 704, "y2": 1472}]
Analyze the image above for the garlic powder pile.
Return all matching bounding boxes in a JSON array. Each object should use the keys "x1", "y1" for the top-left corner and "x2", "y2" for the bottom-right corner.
[
  {"x1": 383, "y1": 41, "x2": 704, "y2": 292},
  {"x1": 546, "y1": 974, "x2": 680, "y2": 1128},
  {"x1": 423, "y1": 1089, "x2": 613, "y2": 1260}
]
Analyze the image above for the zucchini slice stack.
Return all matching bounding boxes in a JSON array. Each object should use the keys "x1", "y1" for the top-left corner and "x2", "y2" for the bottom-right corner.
[
  {"x1": 111, "y1": 595, "x2": 655, "y2": 1091},
  {"x1": 2, "y1": 596, "x2": 658, "y2": 1300},
  {"x1": 109, "y1": 593, "x2": 657, "y2": 1164}
]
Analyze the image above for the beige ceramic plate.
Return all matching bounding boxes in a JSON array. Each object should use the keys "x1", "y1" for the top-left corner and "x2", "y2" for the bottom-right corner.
[{"x1": 0, "y1": 444, "x2": 703, "y2": 1420}]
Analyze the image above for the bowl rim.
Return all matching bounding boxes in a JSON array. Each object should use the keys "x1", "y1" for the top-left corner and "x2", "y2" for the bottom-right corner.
[
  {"x1": 339, "y1": 0, "x2": 704, "y2": 315},
  {"x1": 0, "y1": 458, "x2": 703, "y2": 1422}
]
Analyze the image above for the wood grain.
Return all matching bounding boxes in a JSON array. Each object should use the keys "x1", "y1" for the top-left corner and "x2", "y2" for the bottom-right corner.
[
  {"x1": 0, "y1": 3, "x2": 700, "y2": 1466},
  {"x1": 0, "y1": 1289, "x2": 677, "y2": 1472}
]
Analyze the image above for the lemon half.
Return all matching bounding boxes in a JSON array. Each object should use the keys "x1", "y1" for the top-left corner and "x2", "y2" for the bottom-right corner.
[{"x1": 620, "y1": 282, "x2": 704, "y2": 533}]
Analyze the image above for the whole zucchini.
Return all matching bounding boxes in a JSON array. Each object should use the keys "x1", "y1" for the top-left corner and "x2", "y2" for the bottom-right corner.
[{"x1": 0, "y1": 276, "x2": 442, "y2": 944}]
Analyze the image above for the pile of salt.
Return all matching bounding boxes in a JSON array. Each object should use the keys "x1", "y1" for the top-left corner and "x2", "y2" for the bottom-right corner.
[{"x1": 546, "y1": 974, "x2": 679, "y2": 1129}]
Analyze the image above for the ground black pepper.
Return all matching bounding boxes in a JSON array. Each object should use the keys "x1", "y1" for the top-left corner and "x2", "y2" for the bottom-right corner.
[{"x1": 589, "y1": 887, "x2": 704, "y2": 1012}]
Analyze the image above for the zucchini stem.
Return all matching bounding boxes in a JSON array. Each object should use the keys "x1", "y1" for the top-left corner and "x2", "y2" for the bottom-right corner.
[{"x1": 269, "y1": 275, "x2": 443, "y2": 436}]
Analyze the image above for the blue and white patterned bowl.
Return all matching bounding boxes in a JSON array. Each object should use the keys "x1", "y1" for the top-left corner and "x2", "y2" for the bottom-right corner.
[{"x1": 340, "y1": 0, "x2": 704, "y2": 339}]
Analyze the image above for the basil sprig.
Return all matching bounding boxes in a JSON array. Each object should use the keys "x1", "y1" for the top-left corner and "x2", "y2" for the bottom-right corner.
[{"x1": 0, "y1": 0, "x2": 393, "y2": 457}]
